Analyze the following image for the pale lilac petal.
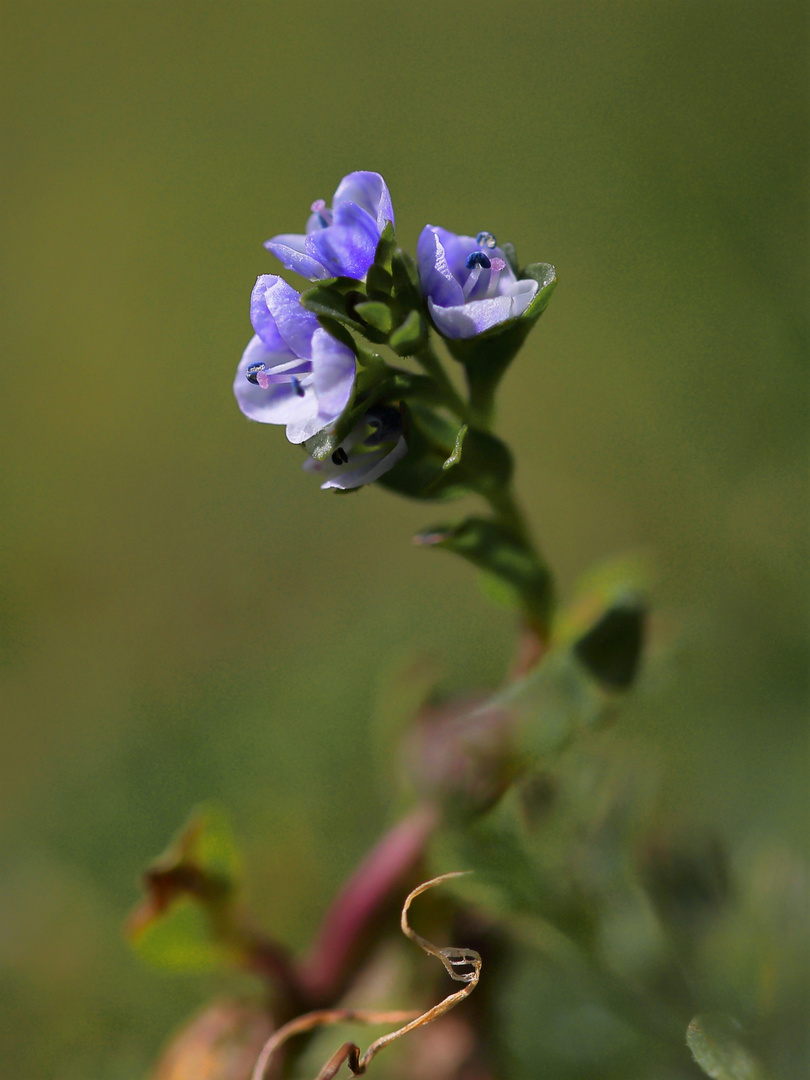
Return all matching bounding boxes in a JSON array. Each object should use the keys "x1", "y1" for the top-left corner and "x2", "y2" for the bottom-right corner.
[
  {"x1": 264, "y1": 234, "x2": 331, "y2": 280},
  {"x1": 234, "y1": 335, "x2": 317, "y2": 427},
  {"x1": 419, "y1": 223, "x2": 538, "y2": 339},
  {"x1": 263, "y1": 276, "x2": 318, "y2": 357},
  {"x1": 319, "y1": 436, "x2": 408, "y2": 490},
  {"x1": 250, "y1": 275, "x2": 296, "y2": 353},
  {"x1": 428, "y1": 295, "x2": 515, "y2": 339},
  {"x1": 285, "y1": 408, "x2": 334, "y2": 445},
  {"x1": 506, "y1": 279, "x2": 538, "y2": 319},
  {"x1": 311, "y1": 328, "x2": 355, "y2": 421},
  {"x1": 306, "y1": 202, "x2": 379, "y2": 280},
  {"x1": 417, "y1": 227, "x2": 464, "y2": 308},
  {"x1": 332, "y1": 171, "x2": 394, "y2": 231}
]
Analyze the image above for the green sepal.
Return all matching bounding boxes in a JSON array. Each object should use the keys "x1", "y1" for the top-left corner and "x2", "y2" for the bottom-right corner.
[
  {"x1": 366, "y1": 263, "x2": 393, "y2": 297},
  {"x1": 299, "y1": 282, "x2": 366, "y2": 334},
  {"x1": 362, "y1": 225, "x2": 396, "y2": 298},
  {"x1": 391, "y1": 249, "x2": 422, "y2": 308},
  {"x1": 373, "y1": 221, "x2": 396, "y2": 273},
  {"x1": 687, "y1": 1015, "x2": 766, "y2": 1080},
  {"x1": 354, "y1": 300, "x2": 394, "y2": 334},
  {"x1": 414, "y1": 517, "x2": 551, "y2": 625},
  {"x1": 389, "y1": 309, "x2": 428, "y2": 356},
  {"x1": 520, "y1": 261, "x2": 558, "y2": 322}
]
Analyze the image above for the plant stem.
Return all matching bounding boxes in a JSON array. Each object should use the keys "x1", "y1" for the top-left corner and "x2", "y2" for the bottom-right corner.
[{"x1": 414, "y1": 344, "x2": 468, "y2": 420}]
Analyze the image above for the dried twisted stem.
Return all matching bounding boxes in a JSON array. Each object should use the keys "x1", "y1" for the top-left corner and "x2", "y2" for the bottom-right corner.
[{"x1": 252, "y1": 872, "x2": 481, "y2": 1080}]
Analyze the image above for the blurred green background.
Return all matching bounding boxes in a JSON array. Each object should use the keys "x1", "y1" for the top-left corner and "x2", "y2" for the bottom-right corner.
[{"x1": 1, "y1": 2, "x2": 807, "y2": 1077}]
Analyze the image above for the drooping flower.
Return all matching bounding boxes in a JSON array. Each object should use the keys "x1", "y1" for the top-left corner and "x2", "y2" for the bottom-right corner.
[
  {"x1": 416, "y1": 226, "x2": 538, "y2": 339},
  {"x1": 265, "y1": 172, "x2": 395, "y2": 282},
  {"x1": 234, "y1": 275, "x2": 355, "y2": 444},
  {"x1": 304, "y1": 406, "x2": 407, "y2": 490}
]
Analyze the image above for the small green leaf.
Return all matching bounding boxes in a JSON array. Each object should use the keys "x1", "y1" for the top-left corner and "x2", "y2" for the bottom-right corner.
[
  {"x1": 355, "y1": 300, "x2": 394, "y2": 334},
  {"x1": 495, "y1": 647, "x2": 611, "y2": 762},
  {"x1": 132, "y1": 895, "x2": 227, "y2": 972},
  {"x1": 366, "y1": 263, "x2": 393, "y2": 297},
  {"x1": 389, "y1": 310, "x2": 428, "y2": 356},
  {"x1": 126, "y1": 805, "x2": 242, "y2": 972},
  {"x1": 687, "y1": 1015, "x2": 766, "y2": 1080},
  {"x1": 414, "y1": 517, "x2": 551, "y2": 624},
  {"x1": 573, "y1": 602, "x2": 646, "y2": 690},
  {"x1": 443, "y1": 424, "x2": 468, "y2": 469}
]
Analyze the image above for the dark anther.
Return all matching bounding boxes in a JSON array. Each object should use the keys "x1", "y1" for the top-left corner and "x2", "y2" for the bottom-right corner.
[
  {"x1": 246, "y1": 362, "x2": 266, "y2": 386},
  {"x1": 331, "y1": 447, "x2": 349, "y2": 466},
  {"x1": 290, "y1": 376, "x2": 305, "y2": 397},
  {"x1": 465, "y1": 251, "x2": 491, "y2": 270}
]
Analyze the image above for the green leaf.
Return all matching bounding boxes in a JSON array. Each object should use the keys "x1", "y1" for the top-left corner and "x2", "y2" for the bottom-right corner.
[
  {"x1": 441, "y1": 426, "x2": 514, "y2": 496},
  {"x1": 687, "y1": 1015, "x2": 766, "y2": 1080},
  {"x1": 573, "y1": 602, "x2": 646, "y2": 690},
  {"x1": 494, "y1": 647, "x2": 612, "y2": 762},
  {"x1": 555, "y1": 556, "x2": 649, "y2": 690},
  {"x1": 389, "y1": 309, "x2": 428, "y2": 356},
  {"x1": 355, "y1": 300, "x2": 394, "y2": 334},
  {"x1": 131, "y1": 895, "x2": 228, "y2": 972},
  {"x1": 126, "y1": 805, "x2": 242, "y2": 972},
  {"x1": 414, "y1": 517, "x2": 551, "y2": 624}
]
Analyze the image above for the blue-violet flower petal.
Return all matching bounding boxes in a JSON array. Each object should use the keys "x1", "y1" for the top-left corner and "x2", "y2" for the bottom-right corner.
[
  {"x1": 234, "y1": 275, "x2": 355, "y2": 444},
  {"x1": 265, "y1": 171, "x2": 394, "y2": 282},
  {"x1": 417, "y1": 225, "x2": 538, "y2": 339}
]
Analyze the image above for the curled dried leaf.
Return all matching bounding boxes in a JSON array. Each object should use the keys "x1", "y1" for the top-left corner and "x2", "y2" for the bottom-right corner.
[{"x1": 251, "y1": 873, "x2": 481, "y2": 1080}]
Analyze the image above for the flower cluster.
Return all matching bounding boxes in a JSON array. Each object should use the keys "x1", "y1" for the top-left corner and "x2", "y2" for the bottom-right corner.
[{"x1": 234, "y1": 170, "x2": 555, "y2": 493}]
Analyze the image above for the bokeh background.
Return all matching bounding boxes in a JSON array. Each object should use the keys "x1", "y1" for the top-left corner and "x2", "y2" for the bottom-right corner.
[{"x1": 1, "y1": 3, "x2": 807, "y2": 1077}]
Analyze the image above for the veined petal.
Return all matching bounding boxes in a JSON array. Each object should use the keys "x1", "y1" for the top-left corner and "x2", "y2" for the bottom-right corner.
[
  {"x1": 262, "y1": 276, "x2": 318, "y2": 358},
  {"x1": 306, "y1": 202, "x2": 379, "y2": 280},
  {"x1": 234, "y1": 335, "x2": 317, "y2": 426},
  {"x1": 504, "y1": 278, "x2": 538, "y2": 319},
  {"x1": 332, "y1": 171, "x2": 394, "y2": 231},
  {"x1": 304, "y1": 434, "x2": 408, "y2": 490},
  {"x1": 250, "y1": 275, "x2": 295, "y2": 353},
  {"x1": 428, "y1": 294, "x2": 516, "y2": 339},
  {"x1": 417, "y1": 226, "x2": 464, "y2": 308},
  {"x1": 264, "y1": 234, "x2": 331, "y2": 280},
  {"x1": 311, "y1": 328, "x2": 355, "y2": 423}
]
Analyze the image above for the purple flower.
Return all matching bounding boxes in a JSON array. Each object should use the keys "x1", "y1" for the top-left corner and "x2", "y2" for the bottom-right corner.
[
  {"x1": 265, "y1": 172, "x2": 394, "y2": 282},
  {"x1": 417, "y1": 226, "x2": 538, "y2": 339},
  {"x1": 234, "y1": 275, "x2": 355, "y2": 444},
  {"x1": 304, "y1": 406, "x2": 407, "y2": 490}
]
